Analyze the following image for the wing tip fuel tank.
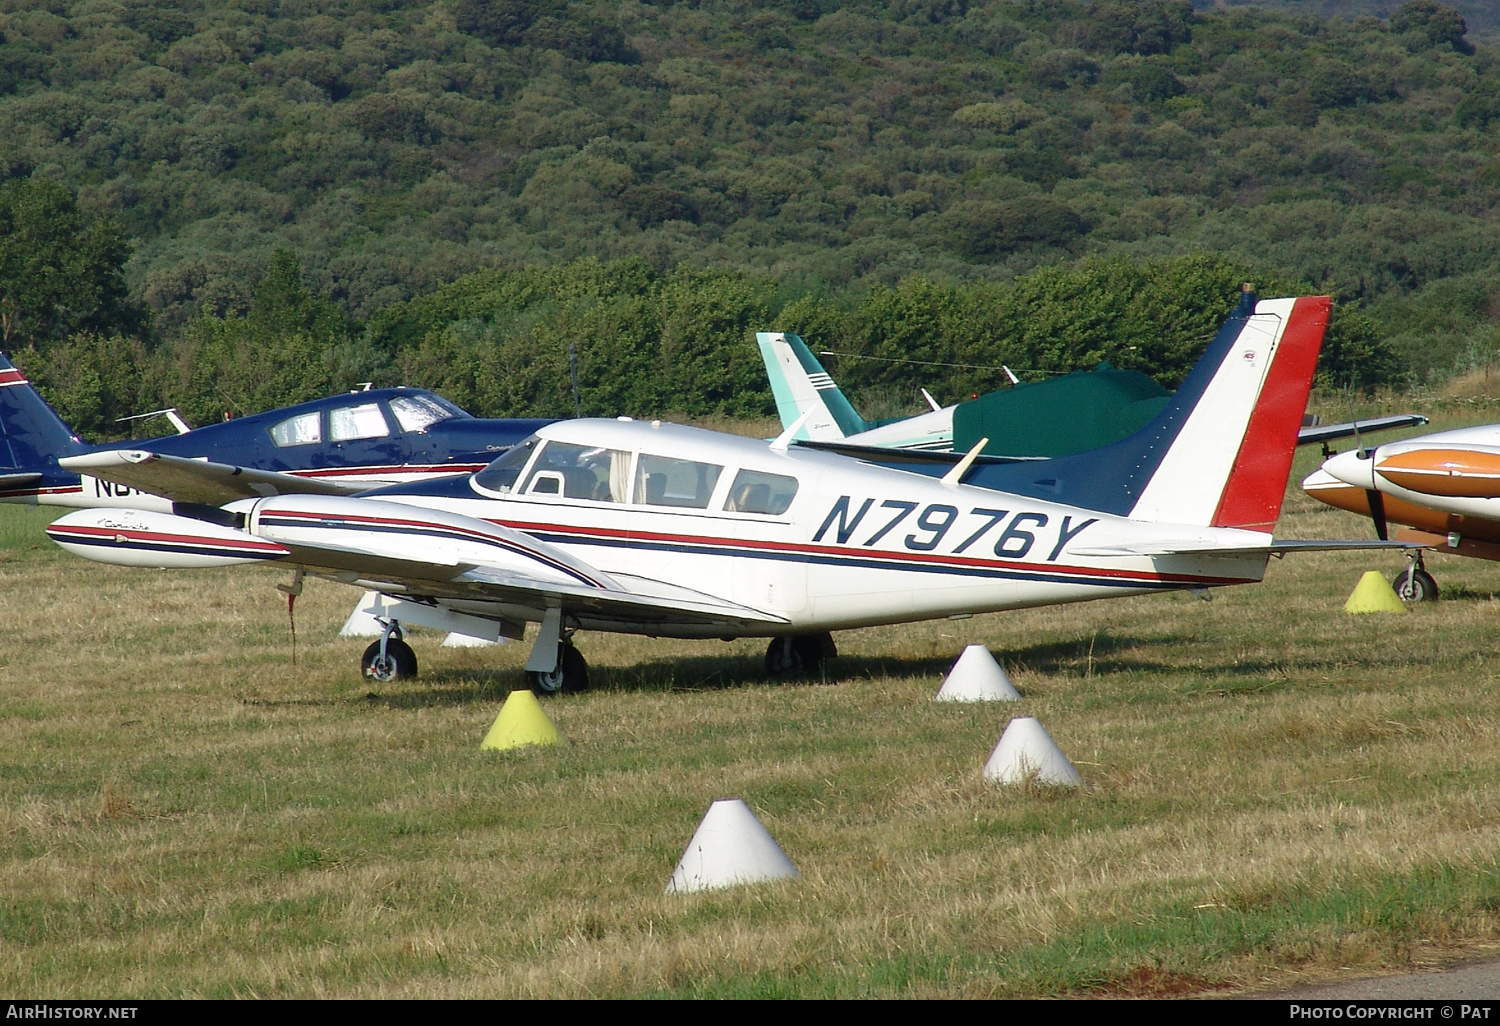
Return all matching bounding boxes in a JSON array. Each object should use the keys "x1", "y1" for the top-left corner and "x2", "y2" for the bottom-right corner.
[{"x1": 47, "y1": 509, "x2": 291, "y2": 567}]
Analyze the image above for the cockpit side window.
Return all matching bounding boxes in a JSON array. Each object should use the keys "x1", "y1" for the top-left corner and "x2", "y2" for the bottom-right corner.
[
  {"x1": 471, "y1": 437, "x2": 539, "y2": 495},
  {"x1": 389, "y1": 395, "x2": 456, "y2": 433},
  {"x1": 635, "y1": 454, "x2": 723, "y2": 509},
  {"x1": 723, "y1": 469, "x2": 799, "y2": 515},
  {"x1": 329, "y1": 402, "x2": 391, "y2": 441},
  {"x1": 521, "y1": 442, "x2": 632, "y2": 501},
  {"x1": 269, "y1": 411, "x2": 322, "y2": 447}
]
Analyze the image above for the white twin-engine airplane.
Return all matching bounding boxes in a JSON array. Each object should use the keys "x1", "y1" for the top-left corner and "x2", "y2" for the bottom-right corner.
[{"x1": 46, "y1": 290, "x2": 1387, "y2": 694}]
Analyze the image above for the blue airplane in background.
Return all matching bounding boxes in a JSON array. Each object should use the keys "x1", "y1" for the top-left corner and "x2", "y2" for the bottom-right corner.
[{"x1": 0, "y1": 352, "x2": 556, "y2": 514}]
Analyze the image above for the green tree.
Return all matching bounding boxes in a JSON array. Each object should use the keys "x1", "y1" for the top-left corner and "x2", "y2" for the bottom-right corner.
[
  {"x1": 454, "y1": 0, "x2": 556, "y2": 46},
  {"x1": 11, "y1": 333, "x2": 160, "y2": 441},
  {"x1": 1390, "y1": 0, "x2": 1473, "y2": 53},
  {"x1": 0, "y1": 178, "x2": 143, "y2": 350},
  {"x1": 168, "y1": 251, "x2": 368, "y2": 424}
]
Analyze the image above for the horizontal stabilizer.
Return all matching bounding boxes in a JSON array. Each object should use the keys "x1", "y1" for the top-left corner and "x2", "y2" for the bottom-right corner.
[
  {"x1": 793, "y1": 438, "x2": 1043, "y2": 467},
  {"x1": 61, "y1": 450, "x2": 358, "y2": 504},
  {"x1": 0, "y1": 471, "x2": 42, "y2": 489}
]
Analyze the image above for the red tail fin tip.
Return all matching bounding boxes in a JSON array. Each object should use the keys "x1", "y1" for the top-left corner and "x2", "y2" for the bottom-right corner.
[{"x1": 1210, "y1": 296, "x2": 1332, "y2": 532}]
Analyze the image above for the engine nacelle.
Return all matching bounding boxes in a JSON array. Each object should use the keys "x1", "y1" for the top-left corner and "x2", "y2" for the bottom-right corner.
[
  {"x1": 47, "y1": 508, "x2": 291, "y2": 568},
  {"x1": 1375, "y1": 447, "x2": 1500, "y2": 499}
]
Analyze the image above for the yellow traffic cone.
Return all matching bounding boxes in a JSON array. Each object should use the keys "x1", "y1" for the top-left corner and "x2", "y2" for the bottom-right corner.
[
  {"x1": 1344, "y1": 570, "x2": 1408, "y2": 614},
  {"x1": 481, "y1": 689, "x2": 567, "y2": 751}
]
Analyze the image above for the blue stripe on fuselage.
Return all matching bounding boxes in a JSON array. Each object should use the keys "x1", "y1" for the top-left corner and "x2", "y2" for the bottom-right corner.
[{"x1": 519, "y1": 527, "x2": 1241, "y2": 592}]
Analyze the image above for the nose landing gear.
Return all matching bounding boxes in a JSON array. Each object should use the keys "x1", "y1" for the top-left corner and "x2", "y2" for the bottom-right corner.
[
  {"x1": 1392, "y1": 549, "x2": 1439, "y2": 603},
  {"x1": 361, "y1": 618, "x2": 418, "y2": 682}
]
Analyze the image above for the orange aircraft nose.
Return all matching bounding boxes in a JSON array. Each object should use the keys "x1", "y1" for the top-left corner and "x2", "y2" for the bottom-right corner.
[{"x1": 1375, "y1": 448, "x2": 1500, "y2": 498}]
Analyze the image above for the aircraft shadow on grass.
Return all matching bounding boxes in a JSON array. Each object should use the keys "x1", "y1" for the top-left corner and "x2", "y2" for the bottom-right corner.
[{"x1": 355, "y1": 633, "x2": 1242, "y2": 705}]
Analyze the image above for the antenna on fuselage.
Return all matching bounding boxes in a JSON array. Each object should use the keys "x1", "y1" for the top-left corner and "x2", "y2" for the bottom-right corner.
[
  {"x1": 115, "y1": 408, "x2": 193, "y2": 435},
  {"x1": 770, "y1": 409, "x2": 815, "y2": 452}
]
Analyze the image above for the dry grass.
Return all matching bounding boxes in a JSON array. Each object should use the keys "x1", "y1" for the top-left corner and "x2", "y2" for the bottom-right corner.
[{"x1": 4, "y1": 415, "x2": 1500, "y2": 996}]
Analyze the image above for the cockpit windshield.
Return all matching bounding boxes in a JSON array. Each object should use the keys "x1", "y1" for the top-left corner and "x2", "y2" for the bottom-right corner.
[
  {"x1": 471, "y1": 437, "x2": 540, "y2": 495},
  {"x1": 390, "y1": 394, "x2": 463, "y2": 433}
]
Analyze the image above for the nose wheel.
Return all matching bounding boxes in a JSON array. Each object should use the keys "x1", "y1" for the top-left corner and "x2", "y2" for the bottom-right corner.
[
  {"x1": 1392, "y1": 550, "x2": 1439, "y2": 603},
  {"x1": 361, "y1": 619, "x2": 418, "y2": 682}
]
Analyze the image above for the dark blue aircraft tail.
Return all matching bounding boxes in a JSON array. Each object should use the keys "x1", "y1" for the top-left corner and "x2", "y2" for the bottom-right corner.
[
  {"x1": 966, "y1": 289, "x2": 1331, "y2": 530},
  {"x1": 0, "y1": 351, "x2": 86, "y2": 469}
]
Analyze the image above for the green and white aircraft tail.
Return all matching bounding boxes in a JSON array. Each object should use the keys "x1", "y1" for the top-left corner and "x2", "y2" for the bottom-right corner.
[{"x1": 755, "y1": 332, "x2": 955, "y2": 451}]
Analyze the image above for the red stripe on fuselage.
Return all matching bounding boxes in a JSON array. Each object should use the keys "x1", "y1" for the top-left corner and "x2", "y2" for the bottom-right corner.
[
  {"x1": 0, "y1": 485, "x2": 83, "y2": 498},
  {"x1": 0, "y1": 369, "x2": 28, "y2": 386},
  {"x1": 260, "y1": 506, "x2": 1252, "y2": 587},
  {"x1": 1212, "y1": 296, "x2": 1331, "y2": 532},
  {"x1": 488, "y1": 517, "x2": 1251, "y2": 587}
]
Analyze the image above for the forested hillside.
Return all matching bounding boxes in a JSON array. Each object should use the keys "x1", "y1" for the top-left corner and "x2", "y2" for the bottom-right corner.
[
  {"x1": 1229, "y1": 0, "x2": 1500, "y2": 37},
  {"x1": 4, "y1": 0, "x2": 1500, "y2": 430}
]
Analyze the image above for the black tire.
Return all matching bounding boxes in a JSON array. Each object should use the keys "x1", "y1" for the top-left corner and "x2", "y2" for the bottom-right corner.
[
  {"x1": 362, "y1": 638, "x2": 418, "y2": 682},
  {"x1": 1392, "y1": 568, "x2": 1439, "y2": 603},
  {"x1": 765, "y1": 636, "x2": 801, "y2": 676},
  {"x1": 526, "y1": 642, "x2": 589, "y2": 695},
  {"x1": 766, "y1": 634, "x2": 837, "y2": 676},
  {"x1": 791, "y1": 632, "x2": 837, "y2": 673}
]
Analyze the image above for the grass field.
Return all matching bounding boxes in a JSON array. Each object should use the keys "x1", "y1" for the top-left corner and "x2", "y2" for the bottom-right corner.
[{"x1": 6, "y1": 406, "x2": 1500, "y2": 997}]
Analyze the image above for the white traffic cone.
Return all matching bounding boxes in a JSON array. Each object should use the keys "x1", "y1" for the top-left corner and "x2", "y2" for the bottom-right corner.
[
  {"x1": 982, "y1": 717, "x2": 1082, "y2": 786},
  {"x1": 339, "y1": 598, "x2": 384, "y2": 638},
  {"x1": 665, "y1": 799, "x2": 800, "y2": 893},
  {"x1": 935, "y1": 644, "x2": 1021, "y2": 702}
]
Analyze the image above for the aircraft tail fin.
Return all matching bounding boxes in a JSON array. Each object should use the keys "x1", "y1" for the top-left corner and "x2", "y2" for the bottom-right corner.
[
  {"x1": 756, "y1": 332, "x2": 870, "y2": 441},
  {"x1": 968, "y1": 289, "x2": 1331, "y2": 531},
  {"x1": 0, "y1": 351, "x2": 87, "y2": 469}
]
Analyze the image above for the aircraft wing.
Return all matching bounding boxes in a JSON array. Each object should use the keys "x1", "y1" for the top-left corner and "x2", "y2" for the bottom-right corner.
[
  {"x1": 50, "y1": 495, "x2": 791, "y2": 630},
  {"x1": 275, "y1": 537, "x2": 788, "y2": 629},
  {"x1": 60, "y1": 450, "x2": 360, "y2": 504},
  {"x1": 1297, "y1": 414, "x2": 1428, "y2": 447},
  {"x1": 1072, "y1": 539, "x2": 1424, "y2": 558}
]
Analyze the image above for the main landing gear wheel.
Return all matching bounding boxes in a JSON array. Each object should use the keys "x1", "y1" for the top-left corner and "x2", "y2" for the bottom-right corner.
[
  {"x1": 1392, "y1": 550, "x2": 1439, "y2": 603},
  {"x1": 1392, "y1": 567, "x2": 1439, "y2": 603},
  {"x1": 526, "y1": 642, "x2": 589, "y2": 695},
  {"x1": 362, "y1": 637, "x2": 418, "y2": 682},
  {"x1": 764, "y1": 633, "x2": 837, "y2": 677}
]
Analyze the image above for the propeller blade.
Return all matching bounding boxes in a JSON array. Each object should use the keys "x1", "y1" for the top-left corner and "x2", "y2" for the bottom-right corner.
[{"x1": 1365, "y1": 488, "x2": 1389, "y2": 541}]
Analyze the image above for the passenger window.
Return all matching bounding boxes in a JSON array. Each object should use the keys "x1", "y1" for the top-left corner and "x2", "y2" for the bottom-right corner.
[
  {"x1": 724, "y1": 469, "x2": 799, "y2": 515},
  {"x1": 329, "y1": 403, "x2": 391, "y2": 441},
  {"x1": 269, "y1": 411, "x2": 321, "y2": 447},
  {"x1": 635, "y1": 454, "x2": 723, "y2": 509},
  {"x1": 521, "y1": 442, "x2": 632, "y2": 501}
]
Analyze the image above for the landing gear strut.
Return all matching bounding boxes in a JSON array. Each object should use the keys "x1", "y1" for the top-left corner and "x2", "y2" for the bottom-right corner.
[
  {"x1": 1392, "y1": 550, "x2": 1439, "y2": 603},
  {"x1": 522, "y1": 607, "x2": 589, "y2": 695},
  {"x1": 764, "y1": 633, "x2": 837, "y2": 676},
  {"x1": 361, "y1": 618, "x2": 418, "y2": 682},
  {"x1": 526, "y1": 641, "x2": 589, "y2": 695}
]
